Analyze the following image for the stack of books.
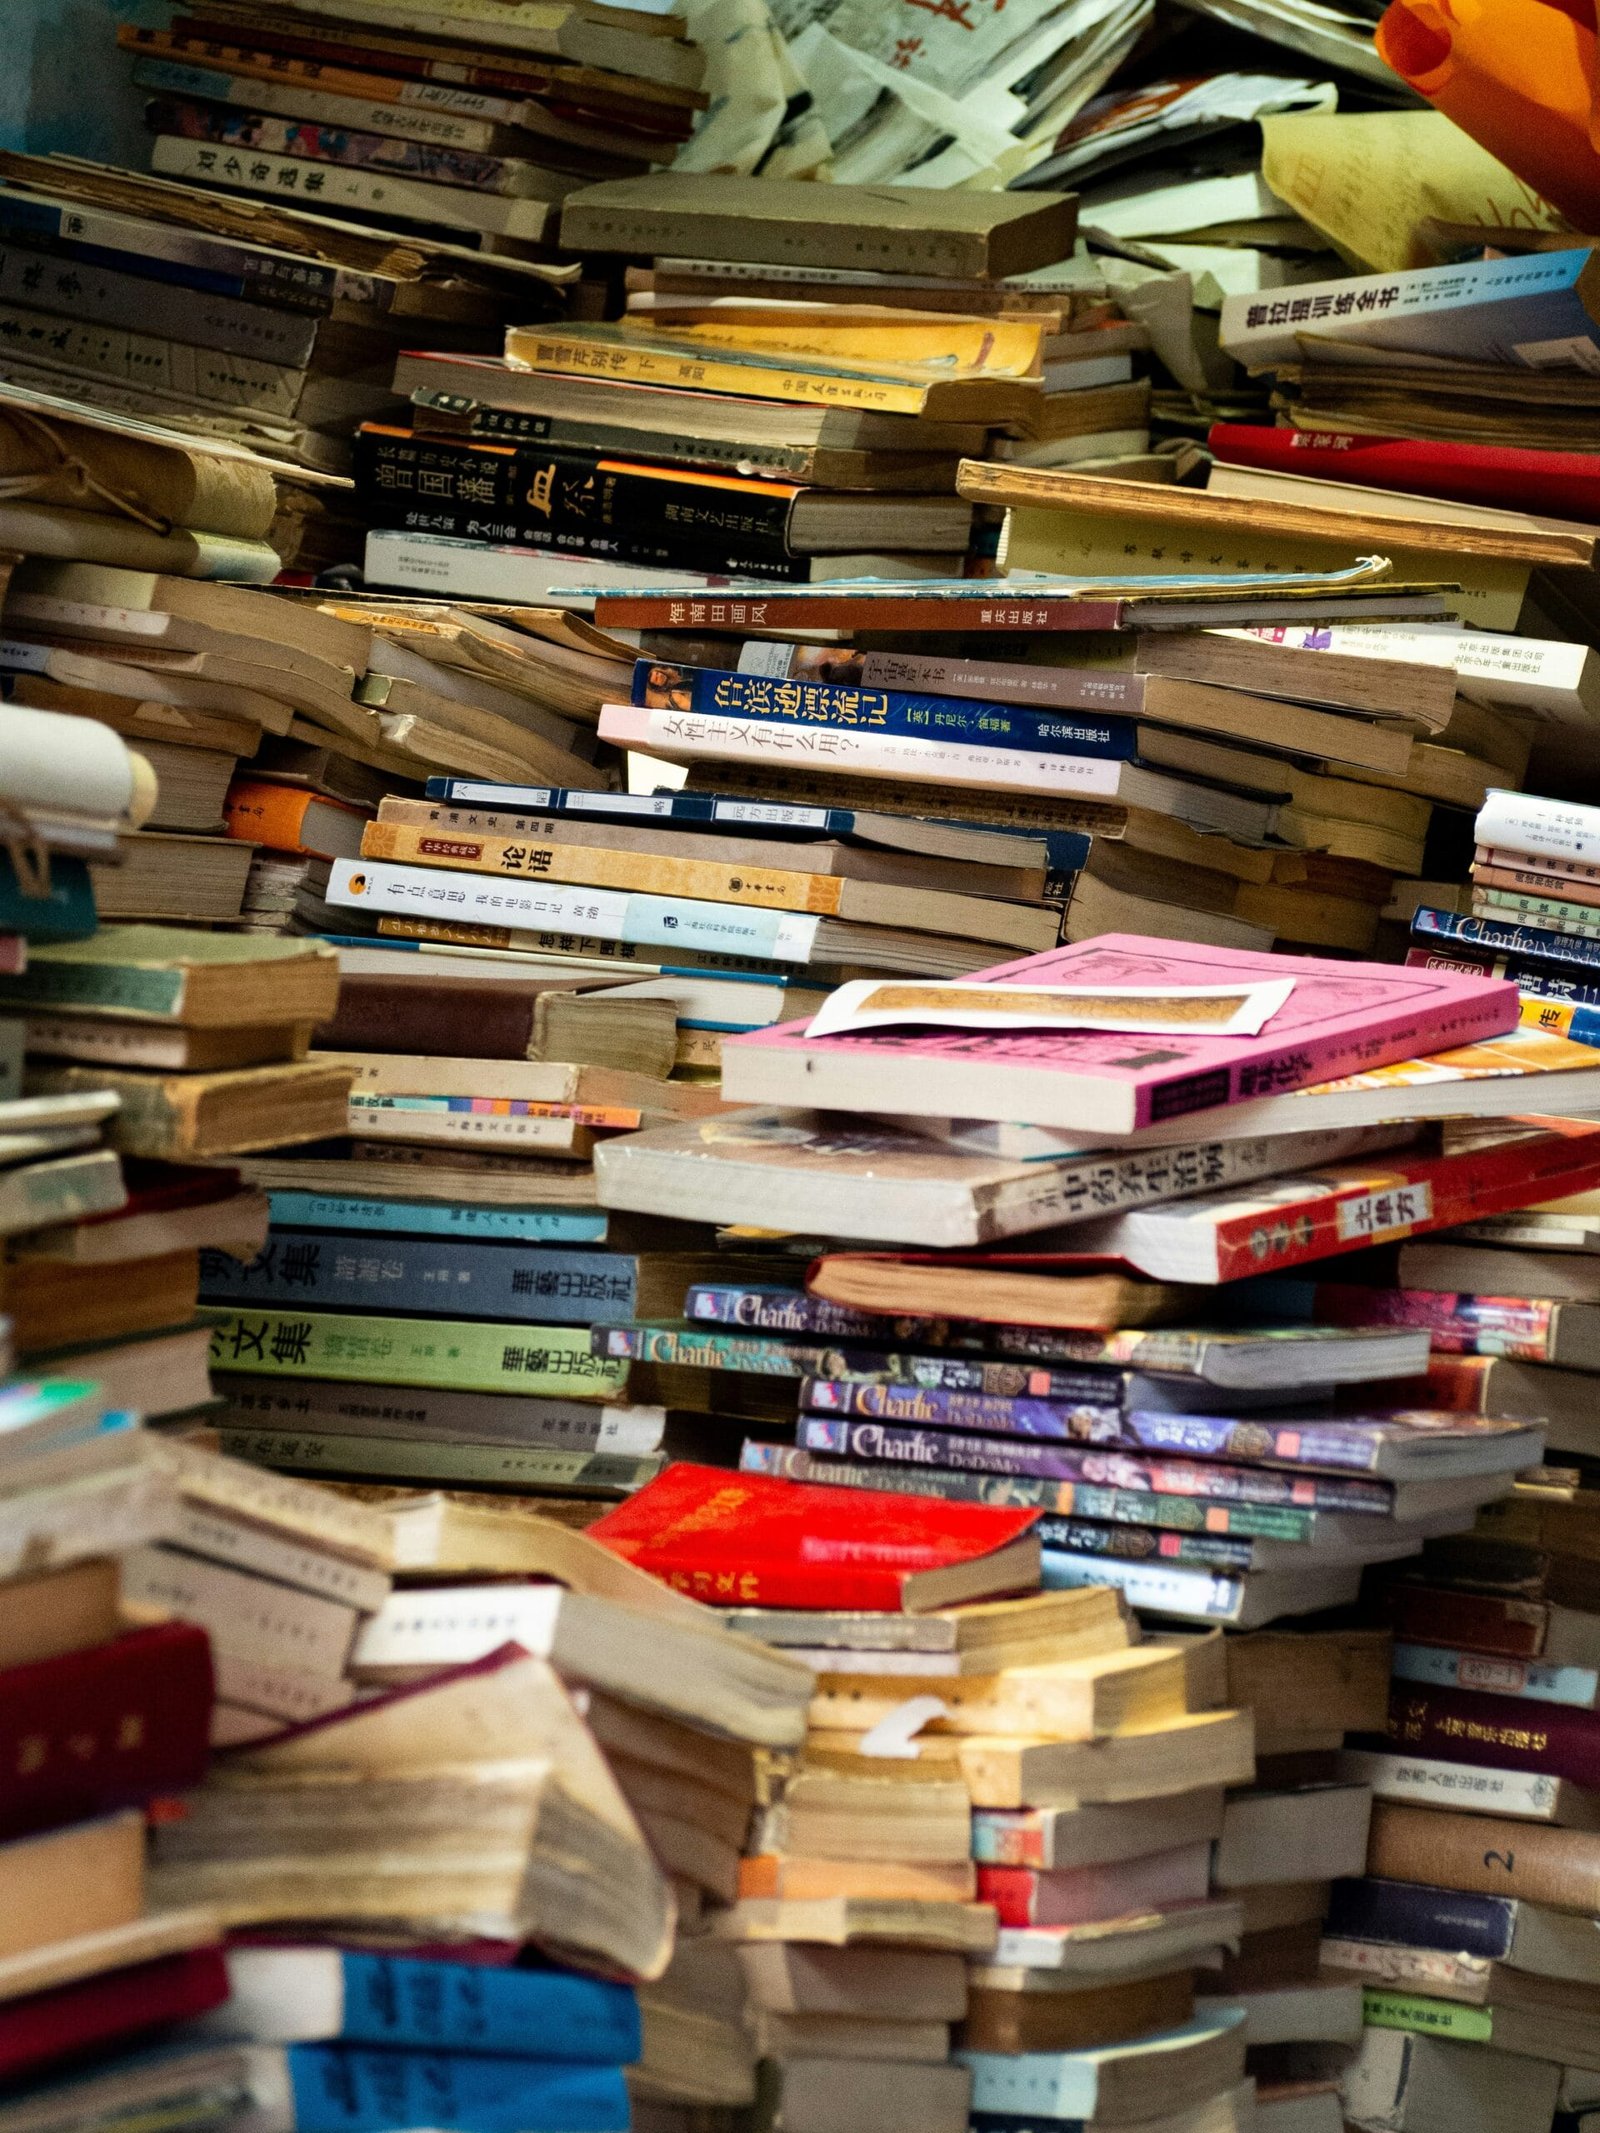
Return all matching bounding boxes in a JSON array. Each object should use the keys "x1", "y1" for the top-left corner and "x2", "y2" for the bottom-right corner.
[
  {"x1": 358, "y1": 177, "x2": 1098, "y2": 602},
  {"x1": 0, "y1": 1418, "x2": 223, "y2": 2094},
  {"x1": 589, "y1": 1460, "x2": 1258, "y2": 2133},
  {"x1": 1312, "y1": 1468, "x2": 1600, "y2": 2132},
  {"x1": 0, "y1": 149, "x2": 553, "y2": 497},
  {"x1": 591, "y1": 935, "x2": 1591, "y2": 1625},
  {"x1": 118, "y1": 0, "x2": 705, "y2": 261}
]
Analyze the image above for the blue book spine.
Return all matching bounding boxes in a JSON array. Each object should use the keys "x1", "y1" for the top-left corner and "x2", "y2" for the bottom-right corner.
[
  {"x1": 632, "y1": 660, "x2": 1138, "y2": 760},
  {"x1": 1412, "y1": 906, "x2": 1600, "y2": 974},
  {"x1": 801, "y1": 1379, "x2": 1125, "y2": 1442},
  {"x1": 332, "y1": 1956, "x2": 640, "y2": 2059},
  {"x1": 0, "y1": 851, "x2": 97, "y2": 943},
  {"x1": 199, "y1": 1232, "x2": 641, "y2": 1324},
  {"x1": 1323, "y1": 1877, "x2": 1515, "y2": 1959},
  {"x1": 808, "y1": 1351, "x2": 1123, "y2": 1404},
  {"x1": 284, "y1": 2046, "x2": 629, "y2": 2133},
  {"x1": 266, "y1": 1194, "x2": 611, "y2": 1243},
  {"x1": 0, "y1": 191, "x2": 336, "y2": 311}
]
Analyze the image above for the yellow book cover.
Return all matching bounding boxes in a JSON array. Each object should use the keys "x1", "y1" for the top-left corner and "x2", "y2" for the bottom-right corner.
[
  {"x1": 632, "y1": 315, "x2": 1046, "y2": 379},
  {"x1": 361, "y1": 820, "x2": 852, "y2": 915}
]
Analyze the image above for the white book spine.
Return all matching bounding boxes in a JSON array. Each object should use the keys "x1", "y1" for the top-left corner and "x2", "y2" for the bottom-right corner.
[
  {"x1": 137, "y1": 64, "x2": 508, "y2": 151},
  {"x1": 364, "y1": 530, "x2": 714, "y2": 601},
  {"x1": 1231, "y1": 622, "x2": 1596, "y2": 719},
  {"x1": 148, "y1": 136, "x2": 553, "y2": 241},
  {"x1": 1475, "y1": 789, "x2": 1600, "y2": 867},
  {"x1": 1040, "y1": 1552, "x2": 1245, "y2": 1623},
  {"x1": 0, "y1": 300, "x2": 302, "y2": 415},
  {"x1": 326, "y1": 854, "x2": 823, "y2": 963},
  {"x1": 1338, "y1": 1746, "x2": 1566, "y2": 1819},
  {"x1": 352, "y1": 1584, "x2": 562, "y2": 1669},
  {"x1": 121, "y1": 1543, "x2": 361, "y2": 1677},
  {"x1": 597, "y1": 702, "x2": 1128, "y2": 799},
  {"x1": 347, "y1": 1104, "x2": 582, "y2": 1152}
]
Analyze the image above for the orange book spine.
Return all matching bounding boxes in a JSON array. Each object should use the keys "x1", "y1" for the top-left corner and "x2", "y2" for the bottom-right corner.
[{"x1": 737, "y1": 1855, "x2": 978, "y2": 1902}]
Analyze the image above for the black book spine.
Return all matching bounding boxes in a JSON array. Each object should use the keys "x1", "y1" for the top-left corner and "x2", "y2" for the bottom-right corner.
[{"x1": 356, "y1": 428, "x2": 802, "y2": 575}]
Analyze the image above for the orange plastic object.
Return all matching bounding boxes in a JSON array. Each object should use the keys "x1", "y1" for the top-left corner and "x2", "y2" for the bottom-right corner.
[{"x1": 1377, "y1": 0, "x2": 1600, "y2": 233}]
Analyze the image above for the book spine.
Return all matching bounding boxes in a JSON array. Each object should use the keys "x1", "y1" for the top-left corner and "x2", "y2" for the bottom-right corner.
[
  {"x1": 1035, "y1": 1480, "x2": 1320, "y2": 1542},
  {"x1": 1476, "y1": 886, "x2": 1600, "y2": 936},
  {"x1": 593, "y1": 596, "x2": 1129, "y2": 633},
  {"x1": 737, "y1": 1439, "x2": 1075, "y2": 1512},
  {"x1": 1387, "y1": 1680, "x2": 1600, "y2": 1787},
  {"x1": 0, "y1": 855, "x2": 97, "y2": 944},
  {"x1": 0, "y1": 1624, "x2": 212, "y2": 1840},
  {"x1": 0, "y1": 299, "x2": 303, "y2": 416},
  {"x1": 1303, "y1": 1285, "x2": 1563, "y2": 1364},
  {"x1": 0, "y1": 191, "x2": 337, "y2": 312},
  {"x1": 198, "y1": 1234, "x2": 643, "y2": 1326},
  {"x1": 148, "y1": 138, "x2": 551, "y2": 243},
  {"x1": 282, "y1": 2045, "x2": 630, "y2": 2133},
  {"x1": 1361, "y1": 1990, "x2": 1495, "y2": 2045},
  {"x1": 1387, "y1": 1585, "x2": 1549, "y2": 1658},
  {"x1": 263, "y1": 1193, "x2": 610, "y2": 1243},
  {"x1": 1392, "y1": 1643, "x2": 1600, "y2": 1710},
  {"x1": 632, "y1": 663, "x2": 1138, "y2": 761},
  {"x1": 807, "y1": 1352, "x2": 1124, "y2": 1404},
  {"x1": 794, "y1": 1416, "x2": 1393, "y2": 1508},
  {"x1": 1036, "y1": 1518, "x2": 1255, "y2": 1573},
  {"x1": 360, "y1": 820, "x2": 858, "y2": 916},
  {"x1": 147, "y1": 96, "x2": 518, "y2": 191},
  {"x1": 799, "y1": 1381, "x2": 1126, "y2": 1440},
  {"x1": 1411, "y1": 906, "x2": 1600, "y2": 975},
  {"x1": 1205, "y1": 1135, "x2": 1600, "y2": 1282},
  {"x1": 131, "y1": 58, "x2": 513, "y2": 153},
  {"x1": 330, "y1": 1954, "x2": 641, "y2": 2056},
  {"x1": 593, "y1": 1323, "x2": 819, "y2": 1374},
  {"x1": 506, "y1": 326, "x2": 936, "y2": 417},
  {"x1": 0, "y1": 1947, "x2": 229, "y2": 2081},
  {"x1": 0, "y1": 241, "x2": 318, "y2": 366},
  {"x1": 1209, "y1": 423, "x2": 1600, "y2": 522},
  {"x1": 445, "y1": 402, "x2": 821, "y2": 476},
  {"x1": 358, "y1": 432, "x2": 800, "y2": 572},
  {"x1": 1476, "y1": 791, "x2": 1600, "y2": 868},
  {"x1": 1325, "y1": 1875, "x2": 1516, "y2": 1958},
  {"x1": 327, "y1": 857, "x2": 825, "y2": 967},
  {"x1": 133, "y1": 26, "x2": 535, "y2": 125},
  {"x1": 219, "y1": 1427, "x2": 661, "y2": 1493},
  {"x1": 595, "y1": 703, "x2": 1130, "y2": 799},
  {"x1": 687, "y1": 1285, "x2": 903, "y2": 1336},
  {"x1": 855, "y1": 650, "x2": 1147, "y2": 715},
  {"x1": 1039, "y1": 1550, "x2": 1248, "y2": 1623},
  {"x1": 206, "y1": 1309, "x2": 629, "y2": 1399},
  {"x1": 214, "y1": 1375, "x2": 662, "y2": 1455}
]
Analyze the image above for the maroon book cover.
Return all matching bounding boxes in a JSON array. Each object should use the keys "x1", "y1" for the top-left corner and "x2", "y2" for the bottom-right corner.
[
  {"x1": 1387, "y1": 1678, "x2": 1600, "y2": 1786},
  {"x1": 0, "y1": 1623, "x2": 213, "y2": 1839},
  {"x1": 0, "y1": 1948, "x2": 227, "y2": 2081},
  {"x1": 1387, "y1": 1583, "x2": 1550, "y2": 1660}
]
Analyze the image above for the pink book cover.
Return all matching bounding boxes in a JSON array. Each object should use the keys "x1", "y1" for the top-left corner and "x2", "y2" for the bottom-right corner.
[{"x1": 724, "y1": 936, "x2": 1520, "y2": 1136}]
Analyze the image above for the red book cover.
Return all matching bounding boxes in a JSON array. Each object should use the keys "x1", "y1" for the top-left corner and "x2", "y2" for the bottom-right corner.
[
  {"x1": 0, "y1": 1947, "x2": 227, "y2": 2081},
  {"x1": 0, "y1": 1623, "x2": 213, "y2": 1839},
  {"x1": 1387, "y1": 1679, "x2": 1600, "y2": 1786},
  {"x1": 1209, "y1": 424, "x2": 1600, "y2": 523},
  {"x1": 587, "y1": 1463, "x2": 1039, "y2": 1609},
  {"x1": 1387, "y1": 1584, "x2": 1550, "y2": 1661},
  {"x1": 1287, "y1": 1284, "x2": 1564, "y2": 1363},
  {"x1": 816, "y1": 1123, "x2": 1600, "y2": 1286}
]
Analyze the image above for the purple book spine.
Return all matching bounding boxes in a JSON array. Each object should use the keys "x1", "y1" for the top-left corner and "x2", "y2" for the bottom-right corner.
[{"x1": 800, "y1": 1379, "x2": 1125, "y2": 1441}]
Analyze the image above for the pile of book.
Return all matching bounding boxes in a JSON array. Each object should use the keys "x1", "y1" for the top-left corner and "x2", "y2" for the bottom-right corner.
[
  {"x1": 0, "y1": 147, "x2": 559, "y2": 516},
  {"x1": 357, "y1": 177, "x2": 1121, "y2": 603}
]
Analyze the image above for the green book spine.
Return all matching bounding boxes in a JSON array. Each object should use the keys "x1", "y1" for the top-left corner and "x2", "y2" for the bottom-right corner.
[
  {"x1": 595, "y1": 1324, "x2": 823, "y2": 1376},
  {"x1": 208, "y1": 1310, "x2": 629, "y2": 1398},
  {"x1": 1361, "y1": 1991, "x2": 1494, "y2": 2044},
  {"x1": 218, "y1": 1426, "x2": 662, "y2": 1493}
]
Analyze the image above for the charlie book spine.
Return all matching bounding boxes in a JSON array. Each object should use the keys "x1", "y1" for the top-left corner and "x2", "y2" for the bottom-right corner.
[
  {"x1": 1413, "y1": 906, "x2": 1600, "y2": 975},
  {"x1": 801, "y1": 1380, "x2": 1126, "y2": 1440},
  {"x1": 633, "y1": 661, "x2": 1138, "y2": 760},
  {"x1": 794, "y1": 1417, "x2": 1394, "y2": 1509},
  {"x1": 1035, "y1": 1515, "x2": 1255, "y2": 1572}
]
